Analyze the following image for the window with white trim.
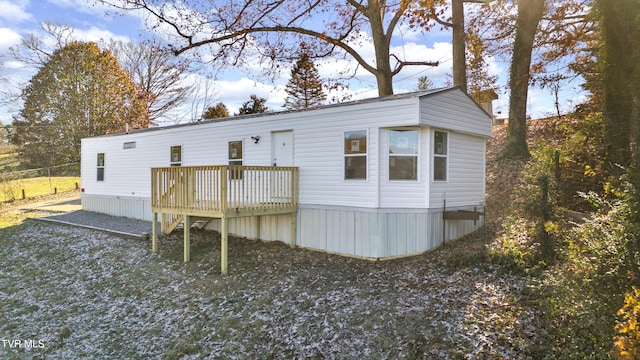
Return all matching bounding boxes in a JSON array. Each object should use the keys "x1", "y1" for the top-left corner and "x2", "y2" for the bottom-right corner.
[
  {"x1": 433, "y1": 131, "x2": 448, "y2": 181},
  {"x1": 228, "y1": 140, "x2": 243, "y2": 180},
  {"x1": 170, "y1": 146, "x2": 182, "y2": 166},
  {"x1": 97, "y1": 153, "x2": 105, "y2": 181},
  {"x1": 344, "y1": 130, "x2": 367, "y2": 180},
  {"x1": 389, "y1": 129, "x2": 418, "y2": 180}
]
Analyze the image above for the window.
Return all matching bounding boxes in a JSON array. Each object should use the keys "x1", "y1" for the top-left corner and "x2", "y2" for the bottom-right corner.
[
  {"x1": 123, "y1": 141, "x2": 136, "y2": 149},
  {"x1": 434, "y1": 131, "x2": 448, "y2": 181},
  {"x1": 97, "y1": 153, "x2": 105, "y2": 181},
  {"x1": 389, "y1": 129, "x2": 418, "y2": 180},
  {"x1": 170, "y1": 146, "x2": 182, "y2": 166},
  {"x1": 344, "y1": 130, "x2": 367, "y2": 180},
  {"x1": 228, "y1": 140, "x2": 243, "y2": 179}
]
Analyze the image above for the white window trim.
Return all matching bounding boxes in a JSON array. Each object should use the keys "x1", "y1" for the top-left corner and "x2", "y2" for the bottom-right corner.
[
  {"x1": 97, "y1": 153, "x2": 105, "y2": 182},
  {"x1": 343, "y1": 129, "x2": 368, "y2": 181},
  {"x1": 433, "y1": 130, "x2": 449, "y2": 182},
  {"x1": 388, "y1": 127, "x2": 420, "y2": 182},
  {"x1": 228, "y1": 140, "x2": 244, "y2": 165},
  {"x1": 170, "y1": 145, "x2": 182, "y2": 166}
]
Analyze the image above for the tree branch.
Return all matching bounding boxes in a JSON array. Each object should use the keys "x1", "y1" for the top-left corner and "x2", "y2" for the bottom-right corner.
[{"x1": 390, "y1": 54, "x2": 439, "y2": 76}]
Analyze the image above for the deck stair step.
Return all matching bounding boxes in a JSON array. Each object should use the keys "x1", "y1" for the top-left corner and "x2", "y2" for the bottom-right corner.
[
  {"x1": 162, "y1": 214, "x2": 184, "y2": 235},
  {"x1": 190, "y1": 217, "x2": 212, "y2": 229}
]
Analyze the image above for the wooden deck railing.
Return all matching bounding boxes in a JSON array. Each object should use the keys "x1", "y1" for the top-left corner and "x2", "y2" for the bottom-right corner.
[{"x1": 151, "y1": 165, "x2": 299, "y2": 220}]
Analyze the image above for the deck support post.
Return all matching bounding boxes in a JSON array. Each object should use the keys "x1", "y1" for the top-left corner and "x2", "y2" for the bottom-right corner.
[
  {"x1": 221, "y1": 216, "x2": 228, "y2": 275},
  {"x1": 152, "y1": 212, "x2": 158, "y2": 253},
  {"x1": 290, "y1": 212, "x2": 297, "y2": 248},
  {"x1": 184, "y1": 214, "x2": 190, "y2": 262}
]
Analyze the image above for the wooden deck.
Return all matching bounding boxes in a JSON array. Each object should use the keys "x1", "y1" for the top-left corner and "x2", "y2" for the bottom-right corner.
[{"x1": 150, "y1": 165, "x2": 299, "y2": 274}]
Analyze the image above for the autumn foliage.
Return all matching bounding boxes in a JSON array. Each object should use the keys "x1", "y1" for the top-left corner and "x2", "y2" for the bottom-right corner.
[
  {"x1": 615, "y1": 287, "x2": 640, "y2": 359},
  {"x1": 12, "y1": 42, "x2": 148, "y2": 168}
]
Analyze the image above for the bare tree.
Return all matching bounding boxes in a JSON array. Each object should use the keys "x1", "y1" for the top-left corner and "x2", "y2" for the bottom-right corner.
[
  {"x1": 9, "y1": 21, "x2": 75, "y2": 68},
  {"x1": 184, "y1": 76, "x2": 220, "y2": 123},
  {"x1": 99, "y1": 0, "x2": 440, "y2": 96},
  {"x1": 8, "y1": 22, "x2": 193, "y2": 126},
  {"x1": 106, "y1": 40, "x2": 194, "y2": 125}
]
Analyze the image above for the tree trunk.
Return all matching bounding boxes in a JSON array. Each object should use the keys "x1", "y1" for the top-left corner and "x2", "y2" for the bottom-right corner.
[
  {"x1": 503, "y1": 0, "x2": 545, "y2": 159},
  {"x1": 369, "y1": 1, "x2": 394, "y2": 97},
  {"x1": 600, "y1": 0, "x2": 638, "y2": 173},
  {"x1": 452, "y1": 0, "x2": 467, "y2": 93}
]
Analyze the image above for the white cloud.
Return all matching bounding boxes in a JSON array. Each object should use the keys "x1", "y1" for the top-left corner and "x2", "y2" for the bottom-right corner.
[
  {"x1": 0, "y1": 28, "x2": 23, "y2": 51},
  {"x1": 71, "y1": 26, "x2": 130, "y2": 43},
  {"x1": 0, "y1": 0, "x2": 32, "y2": 23}
]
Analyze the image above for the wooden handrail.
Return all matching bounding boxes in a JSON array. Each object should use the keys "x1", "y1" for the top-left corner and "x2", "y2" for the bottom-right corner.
[{"x1": 151, "y1": 165, "x2": 299, "y2": 216}]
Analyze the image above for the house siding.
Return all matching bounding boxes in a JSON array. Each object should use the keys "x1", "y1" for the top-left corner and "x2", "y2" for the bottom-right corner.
[
  {"x1": 296, "y1": 205, "x2": 483, "y2": 258},
  {"x1": 419, "y1": 89, "x2": 493, "y2": 137},
  {"x1": 80, "y1": 88, "x2": 490, "y2": 259},
  {"x1": 81, "y1": 96, "x2": 421, "y2": 210},
  {"x1": 429, "y1": 131, "x2": 487, "y2": 209}
]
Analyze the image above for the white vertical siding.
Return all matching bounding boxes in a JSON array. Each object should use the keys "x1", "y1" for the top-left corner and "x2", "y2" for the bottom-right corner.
[
  {"x1": 296, "y1": 206, "x2": 483, "y2": 258},
  {"x1": 81, "y1": 194, "x2": 152, "y2": 220}
]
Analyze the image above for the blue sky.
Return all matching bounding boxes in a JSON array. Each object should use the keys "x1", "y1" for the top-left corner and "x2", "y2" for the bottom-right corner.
[{"x1": 0, "y1": 0, "x2": 587, "y2": 126}]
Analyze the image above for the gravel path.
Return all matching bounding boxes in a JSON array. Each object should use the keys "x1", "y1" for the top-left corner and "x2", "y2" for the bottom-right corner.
[{"x1": 40, "y1": 210, "x2": 154, "y2": 238}]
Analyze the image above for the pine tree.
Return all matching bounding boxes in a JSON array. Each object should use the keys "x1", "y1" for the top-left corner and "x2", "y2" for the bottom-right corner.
[
  {"x1": 283, "y1": 54, "x2": 326, "y2": 110},
  {"x1": 237, "y1": 94, "x2": 269, "y2": 115},
  {"x1": 203, "y1": 103, "x2": 230, "y2": 119},
  {"x1": 416, "y1": 76, "x2": 434, "y2": 91}
]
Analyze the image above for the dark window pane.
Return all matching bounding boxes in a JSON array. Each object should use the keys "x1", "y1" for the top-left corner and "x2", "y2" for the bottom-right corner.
[
  {"x1": 434, "y1": 131, "x2": 447, "y2": 155},
  {"x1": 389, "y1": 156, "x2": 417, "y2": 180},
  {"x1": 170, "y1": 146, "x2": 181, "y2": 163},
  {"x1": 229, "y1": 160, "x2": 243, "y2": 180},
  {"x1": 97, "y1": 153, "x2": 104, "y2": 166},
  {"x1": 97, "y1": 167, "x2": 104, "y2": 181},
  {"x1": 434, "y1": 156, "x2": 447, "y2": 181},
  {"x1": 228, "y1": 141, "x2": 243, "y2": 159},
  {"x1": 345, "y1": 156, "x2": 366, "y2": 179},
  {"x1": 345, "y1": 130, "x2": 367, "y2": 154}
]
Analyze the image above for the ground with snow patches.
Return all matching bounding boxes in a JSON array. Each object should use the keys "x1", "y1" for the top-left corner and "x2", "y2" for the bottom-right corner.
[{"x1": 0, "y1": 219, "x2": 540, "y2": 359}]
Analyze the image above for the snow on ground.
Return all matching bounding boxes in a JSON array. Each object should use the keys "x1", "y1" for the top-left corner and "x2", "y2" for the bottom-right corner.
[{"x1": 1, "y1": 222, "x2": 536, "y2": 359}]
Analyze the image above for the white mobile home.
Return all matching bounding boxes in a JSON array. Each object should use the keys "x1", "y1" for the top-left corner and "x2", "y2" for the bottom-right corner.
[{"x1": 81, "y1": 87, "x2": 491, "y2": 264}]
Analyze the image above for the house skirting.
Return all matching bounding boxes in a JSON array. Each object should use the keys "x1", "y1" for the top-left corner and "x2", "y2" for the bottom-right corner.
[
  {"x1": 81, "y1": 194, "x2": 152, "y2": 221},
  {"x1": 81, "y1": 194, "x2": 484, "y2": 259}
]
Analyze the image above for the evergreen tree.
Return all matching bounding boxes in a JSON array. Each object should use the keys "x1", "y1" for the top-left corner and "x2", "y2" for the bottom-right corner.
[
  {"x1": 283, "y1": 54, "x2": 326, "y2": 110},
  {"x1": 203, "y1": 103, "x2": 230, "y2": 119},
  {"x1": 237, "y1": 94, "x2": 269, "y2": 115},
  {"x1": 416, "y1": 76, "x2": 434, "y2": 91}
]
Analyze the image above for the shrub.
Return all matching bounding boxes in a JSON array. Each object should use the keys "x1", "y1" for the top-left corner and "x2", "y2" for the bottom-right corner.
[{"x1": 615, "y1": 287, "x2": 640, "y2": 359}]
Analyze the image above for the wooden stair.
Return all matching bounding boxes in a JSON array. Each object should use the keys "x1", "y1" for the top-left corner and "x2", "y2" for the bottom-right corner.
[
  {"x1": 161, "y1": 214, "x2": 212, "y2": 235},
  {"x1": 162, "y1": 213, "x2": 184, "y2": 234}
]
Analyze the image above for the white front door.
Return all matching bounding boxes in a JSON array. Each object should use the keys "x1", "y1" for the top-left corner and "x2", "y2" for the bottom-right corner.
[
  {"x1": 271, "y1": 130, "x2": 293, "y2": 166},
  {"x1": 270, "y1": 131, "x2": 294, "y2": 202}
]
